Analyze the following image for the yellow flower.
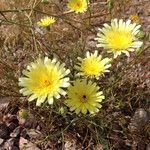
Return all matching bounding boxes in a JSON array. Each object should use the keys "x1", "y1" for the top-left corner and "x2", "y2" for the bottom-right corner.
[
  {"x1": 75, "y1": 51, "x2": 111, "y2": 79},
  {"x1": 67, "y1": 0, "x2": 88, "y2": 13},
  {"x1": 19, "y1": 57, "x2": 70, "y2": 106},
  {"x1": 95, "y1": 19, "x2": 143, "y2": 58},
  {"x1": 65, "y1": 79, "x2": 105, "y2": 114},
  {"x1": 130, "y1": 15, "x2": 140, "y2": 24},
  {"x1": 37, "y1": 16, "x2": 55, "y2": 27}
]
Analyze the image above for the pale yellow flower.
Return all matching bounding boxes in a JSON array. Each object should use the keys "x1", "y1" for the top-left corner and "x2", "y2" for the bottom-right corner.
[
  {"x1": 37, "y1": 16, "x2": 55, "y2": 27},
  {"x1": 65, "y1": 79, "x2": 105, "y2": 114},
  {"x1": 67, "y1": 0, "x2": 89, "y2": 13},
  {"x1": 95, "y1": 19, "x2": 143, "y2": 58},
  {"x1": 75, "y1": 51, "x2": 111, "y2": 79},
  {"x1": 19, "y1": 57, "x2": 70, "y2": 106}
]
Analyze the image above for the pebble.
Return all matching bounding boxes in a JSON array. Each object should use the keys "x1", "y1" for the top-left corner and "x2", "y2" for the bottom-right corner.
[
  {"x1": 8, "y1": 122, "x2": 18, "y2": 132},
  {"x1": 132, "y1": 108, "x2": 150, "y2": 127},
  {"x1": 10, "y1": 126, "x2": 22, "y2": 138},
  {"x1": 128, "y1": 108, "x2": 150, "y2": 132},
  {"x1": 11, "y1": 146, "x2": 20, "y2": 150},
  {"x1": 0, "y1": 123, "x2": 10, "y2": 139},
  {"x1": 0, "y1": 138, "x2": 4, "y2": 145},
  {"x1": 146, "y1": 144, "x2": 150, "y2": 150}
]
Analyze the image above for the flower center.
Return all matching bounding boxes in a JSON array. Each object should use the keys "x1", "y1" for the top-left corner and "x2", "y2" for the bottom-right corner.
[
  {"x1": 106, "y1": 30, "x2": 133, "y2": 50},
  {"x1": 43, "y1": 80, "x2": 51, "y2": 87},
  {"x1": 27, "y1": 64, "x2": 63, "y2": 97},
  {"x1": 83, "y1": 58, "x2": 102, "y2": 75},
  {"x1": 80, "y1": 94, "x2": 87, "y2": 103},
  {"x1": 39, "y1": 78, "x2": 51, "y2": 89},
  {"x1": 76, "y1": 2, "x2": 81, "y2": 8}
]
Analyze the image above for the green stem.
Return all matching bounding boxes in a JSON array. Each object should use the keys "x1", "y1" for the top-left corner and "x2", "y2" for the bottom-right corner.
[
  {"x1": 0, "y1": 19, "x2": 32, "y2": 27},
  {"x1": 0, "y1": 8, "x2": 31, "y2": 13}
]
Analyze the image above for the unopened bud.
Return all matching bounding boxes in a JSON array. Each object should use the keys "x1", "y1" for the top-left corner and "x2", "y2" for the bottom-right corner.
[{"x1": 18, "y1": 109, "x2": 29, "y2": 120}]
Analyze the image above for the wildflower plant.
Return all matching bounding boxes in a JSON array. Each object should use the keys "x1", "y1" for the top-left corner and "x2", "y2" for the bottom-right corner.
[
  {"x1": 15, "y1": 0, "x2": 144, "y2": 121},
  {"x1": 95, "y1": 19, "x2": 143, "y2": 58},
  {"x1": 18, "y1": 17, "x2": 144, "y2": 117},
  {"x1": 1, "y1": 0, "x2": 148, "y2": 148},
  {"x1": 19, "y1": 57, "x2": 70, "y2": 106},
  {"x1": 18, "y1": 18, "x2": 144, "y2": 115}
]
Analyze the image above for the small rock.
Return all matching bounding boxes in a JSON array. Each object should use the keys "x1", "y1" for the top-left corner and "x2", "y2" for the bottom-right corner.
[
  {"x1": 19, "y1": 137, "x2": 40, "y2": 150},
  {"x1": 0, "y1": 138, "x2": 4, "y2": 145},
  {"x1": 10, "y1": 126, "x2": 22, "y2": 138},
  {"x1": 4, "y1": 138, "x2": 18, "y2": 149},
  {"x1": 0, "y1": 97, "x2": 10, "y2": 110},
  {"x1": 11, "y1": 146, "x2": 20, "y2": 150},
  {"x1": 8, "y1": 115, "x2": 19, "y2": 124},
  {"x1": 64, "y1": 133, "x2": 80, "y2": 150},
  {"x1": 86, "y1": 35, "x2": 97, "y2": 48},
  {"x1": 0, "y1": 123, "x2": 10, "y2": 139},
  {"x1": 8, "y1": 122, "x2": 18, "y2": 132},
  {"x1": 146, "y1": 144, "x2": 150, "y2": 150},
  {"x1": 24, "y1": 118, "x2": 38, "y2": 129},
  {"x1": 128, "y1": 108, "x2": 150, "y2": 132},
  {"x1": 20, "y1": 129, "x2": 29, "y2": 139},
  {"x1": 133, "y1": 109, "x2": 150, "y2": 126},
  {"x1": 7, "y1": 138, "x2": 15, "y2": 146},
  {"x1": 3, "y1": 114, "x2": 19, "y2": 126},
  {"x1": 137, "y1": 142, "x2": 146, "y2": 150},
  {"x1": 19, "y1": 118, "x2": 26, "y2": 125},
  {"x1": 27, "y1": 129, "x2": 41, "y2": 139}
]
